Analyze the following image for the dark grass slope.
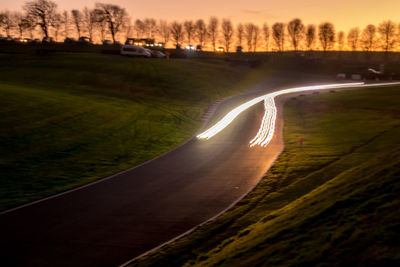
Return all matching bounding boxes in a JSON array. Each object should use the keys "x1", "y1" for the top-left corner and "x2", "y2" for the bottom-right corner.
[
  {"x1": 131, "y1": 86, "x2": 400, "y2": 266},
  {"x1": 0, "y1": 53, "x2": 266, "y2": 211}
]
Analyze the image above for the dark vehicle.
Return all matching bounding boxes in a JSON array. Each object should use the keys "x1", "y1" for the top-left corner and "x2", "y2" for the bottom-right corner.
[
  {"x1": 78, "y1": 36, "x2": 91, "y2": 44},
  {"x1": 176, "y1": 44, "x2": 182, "y2": 50},
  {"x1": 42, "y1": 37, "x2": 54, "y2": 43},
  {"x1": 64, "y1": 37, "x2": 76, "y2": 43},
  {"x1": 103, "y1": 40, "x2": 113, "y2": 45},
  {"x1": 236, "y1": 46, "x2": 243, "y2": 53},
  {"x1": 32, "y1": 38, "x2": 41, "y2": 43},
  {"x1": 196, "y1": 45, "x2": 202, "y2": 51}
]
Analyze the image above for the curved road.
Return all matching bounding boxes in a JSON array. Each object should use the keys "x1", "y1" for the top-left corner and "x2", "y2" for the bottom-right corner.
[{"x1": 0, "y1": 73, "x2": 332, "y2": 266}]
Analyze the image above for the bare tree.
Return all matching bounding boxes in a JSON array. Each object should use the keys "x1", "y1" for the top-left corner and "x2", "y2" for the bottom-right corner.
[
  {"x1": 244, "y1": 23, "x2": 254, "y2": 52},
  {"x1": 347, "y1": 27, "x2": 360, "y2": 51},
  {"x1": 262, "y1": 23, "x2": 270, "y2": 51},
  {"x1": 337, "y1": 31, "x2": 345, "y2": 50},
  {"x1": 83, "y1": 7, "x2": 96, "y2": 41},
  {"x1": 0, "y1": 11, "x2": 16, "y2": 36},
  {"x1": 361, "y1": 24, "x2": 376, "y2": 51},
  {"x1": 252, "y1": 24, "x2": 260, "y2": 52},
  {"x1": 194, "y1": 19, "x2": 207, "y2": 47},
  {"x1": 318, "y1": 22, "x2": 335, "y2": 52},
  {"x1": 378, "y1": 20, "x2": 396, "y2": 53},
  {"x1": 236, "y1": 23, "x2": 244, "y2": 47},
  {"x1": 51, "y1": 12, "x2": 62, "y2": 41},
  {"x1": 170, "y1": 21, "x2": 183, "y2": 46},
  {"x1": 183, "y1": 20, "x2": 195, "y2": 45},
  {"x1": 208, "y1": 17, "x2": 219, "y2": 51},
  {"x1": 71, "y1": 9, "x2": 83, "y2": 38},
  {"x1": 287, "y1": 18, "x2": 304, "y2": 51},
  {"x1": 221, "y1": 19, "x2": 234, "y2": 52},
  {"x1": 61, "y1": 10, "x2": 70, "y2": 38},
  {"x1": 95, "y1": 3, "x2": 128, "y2": 43},
  {"x1": 124, "y1": 18, "x2": 132, "y2": 40},
  {"x1": 13, "y1": 12, "x2": 28, "y2": 38},
  {"x1": 134, "y1": 19, "x2": 145, "y2": 38},
  {"x1": 158, "y1": 20, "x2": 170, "y2": 45},
  {"x1": 305, "y1": 24, "x2": 316, "y2": 50},
  {"x1": 23, "y1": 0, "x2": 58, "y2": 38},
  {"x1": 144, "y1": 18, "x2": 157, "y2": 38},
  {"x1": 272, "y1": 22, "x2": 285, "y2": 51}
]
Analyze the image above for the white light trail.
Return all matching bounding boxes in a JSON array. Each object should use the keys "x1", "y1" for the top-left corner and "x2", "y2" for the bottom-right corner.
[{"x1": 197, "y1": 82, "x2": 400, "y2": 147}]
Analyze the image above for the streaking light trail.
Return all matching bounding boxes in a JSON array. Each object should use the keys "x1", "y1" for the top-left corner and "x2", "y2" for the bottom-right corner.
[{"x1": 197, "y1": 82, "x2": 400, "y2": 147}]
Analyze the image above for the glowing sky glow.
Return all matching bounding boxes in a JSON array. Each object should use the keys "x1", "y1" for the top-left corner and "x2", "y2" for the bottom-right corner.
[
  {"x1": 1, "y1": 0, "x2": 399, "y2": 31},
  {"x1": 197, "y1": 82, "x2": 400, "y2": 147}
]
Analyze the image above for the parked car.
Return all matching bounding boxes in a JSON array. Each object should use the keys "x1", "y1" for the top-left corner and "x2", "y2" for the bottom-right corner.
[
  {"x1": 64, "y1": 37, "x2": 77, "y2": 43},
  {"x1": 120, "y1": 45, "x2": 151, "y2": 57},
  {"x1": 102, "y1": 40, "x2": 113, "y2": 45},
  {"x1": 32, "y1": 38, "x2": 41, "y2": 43},
  {"x1": 42, "y1": 37, "x2": 54, "y2": 43},
  {"x1": 185, "y1": 45, "x2": 195, "y2": 51},
  {"x1": 78, "y1": 36, "x2": 91, "y2": 44},
  {"x1": 149, "y1": 50, "x2": 167, "y2": 58}
]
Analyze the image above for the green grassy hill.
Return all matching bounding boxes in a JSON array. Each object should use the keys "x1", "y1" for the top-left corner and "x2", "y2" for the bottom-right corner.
[
  {"x1": 132, "y1": 86, "x2": 400, "y2": 266},
  {"x1": 0, "y1": 53, "x2": 265, "y2": 211}
]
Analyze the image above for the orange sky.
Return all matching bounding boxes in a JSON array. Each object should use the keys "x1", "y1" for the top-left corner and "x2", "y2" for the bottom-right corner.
[{"x1": 1, "y1": 0, "x2": 399, "y2": 32}]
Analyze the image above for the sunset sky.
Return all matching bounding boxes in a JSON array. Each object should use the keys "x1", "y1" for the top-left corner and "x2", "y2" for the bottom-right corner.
[{"x1": 1, "y1": 0, "x2": 399, "y2": 31}]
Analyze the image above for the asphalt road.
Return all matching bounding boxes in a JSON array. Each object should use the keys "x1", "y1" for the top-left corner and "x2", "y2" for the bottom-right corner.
[{"x1": 0, "y1": 73, "x2": 331, "y2": 266}]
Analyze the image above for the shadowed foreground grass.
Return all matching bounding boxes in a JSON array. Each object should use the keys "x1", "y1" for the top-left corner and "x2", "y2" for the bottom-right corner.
[
  {"x1": 0, "y1": 53, "x2": 266, "y2": 211},
  {"x1": 131, "y1": 86, "x2": 400, "y2": 266}
]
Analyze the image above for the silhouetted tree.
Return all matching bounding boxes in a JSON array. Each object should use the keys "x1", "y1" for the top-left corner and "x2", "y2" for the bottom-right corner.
[
  {"x1": 23, "y1": 0, "x2": 58, "y2": 38},
  {"x1": 318, "y1": 22, "x2": 335, "y2": 52},
  {"x1": 134, "y1": 19, "x2": 145, "y2": 38},
  {"x1": 184, "y1": 20, "x2": 195, "y2": 45},
  {"x1": 61, "y1": 10, "x2": 70, "y2": 38},
  {"x1": 262, "y1": 23, "x2": 270, "y2": 51},
  {"x1": 0, "y1": 11, "x2": 15, "y2": 36},
  {"x1": 170, "y1": 21, "x2": 183, "y2": 46},
  {"x1": 95, "y1": 3, "x2": 127, "y2": 43},
  {"x1": 51, "y1": 12, "x2": 62, "y2": 41},
  {"x1": 287, "y1": 18, "x2": 304, "y2": 51},
  {"x1": 236, "y1": 23, "x2": 244, "y2": 47},
  {"x1": 221, "y1": 18, "x2": 234, "y2": 52},
  {"x1": 252, "y1": 24, "x2": 260, "y2": 52},
  {"x1": 272, "y1": 22, "x2": 285, "y2": 51},
  {"x1": 194, "y1": 19, "x2": 207, "y2": 47},
  {"x1": 158, "y1": 20, "x2": 170, "y2": 45},
  {"x1": 71, "y1": 9, "x2": 82, "y2": 37},
  {"x1": 378, "y1": 20, "x2": 396, "y2": 53},
  {"x1": 14, "y1": 12, "x2": 29, "y2": 38},
  {"x1": 244, "y1": 23, "x2": 254, "y2": 52},
  {"x1": 347, "y1": 27, "x2": 360, "y2": 51},
  {"x1": 208, "y1": 17, "x2": 219, "y2": 51},
  {"x1": 337, "y1": 31, "x2": 345, "y2": 50},
  {"x1": 305, "y1": 24, "x2": 316, "y2": 50},
  {"x1": 361, "y1": 24, "x2": 376, "y2": 51},
  {"x1": 83, "y1": 7, "x2": 96, "y2": 41},
  {"x1": 144, "y1": 18, "x2": 156, "y2": 38}
]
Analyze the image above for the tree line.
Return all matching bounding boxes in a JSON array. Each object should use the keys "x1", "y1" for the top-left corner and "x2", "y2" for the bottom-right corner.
[{"x1": 0, "y1": 0, "x2": 399, "y2": 53}]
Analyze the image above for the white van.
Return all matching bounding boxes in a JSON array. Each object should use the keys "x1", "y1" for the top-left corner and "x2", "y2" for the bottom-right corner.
[{"x1": 121, "y1": 45, "x2": 151, "y2": 57}]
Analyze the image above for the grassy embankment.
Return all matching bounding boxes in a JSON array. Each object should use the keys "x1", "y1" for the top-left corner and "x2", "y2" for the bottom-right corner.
[
  {"x1": 0, "y1": 53, "x2": 267, "y2": 211},
  {"x1": 132, "y1": 86, "x2": 400, "y2": 266}
]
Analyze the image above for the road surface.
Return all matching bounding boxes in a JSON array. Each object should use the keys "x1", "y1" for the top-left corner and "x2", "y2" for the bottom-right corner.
[{"x1": 0, "y1": 73, "x2": 332, "y2": 266}]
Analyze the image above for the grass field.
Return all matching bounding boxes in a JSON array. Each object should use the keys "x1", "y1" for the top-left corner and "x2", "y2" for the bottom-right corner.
[
  {"x1": 0, "y1": 53, "x2": 267, "y2": 211},
  {"x1": 131, "y1": 86, "x2": 400, "y2": 266}
]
